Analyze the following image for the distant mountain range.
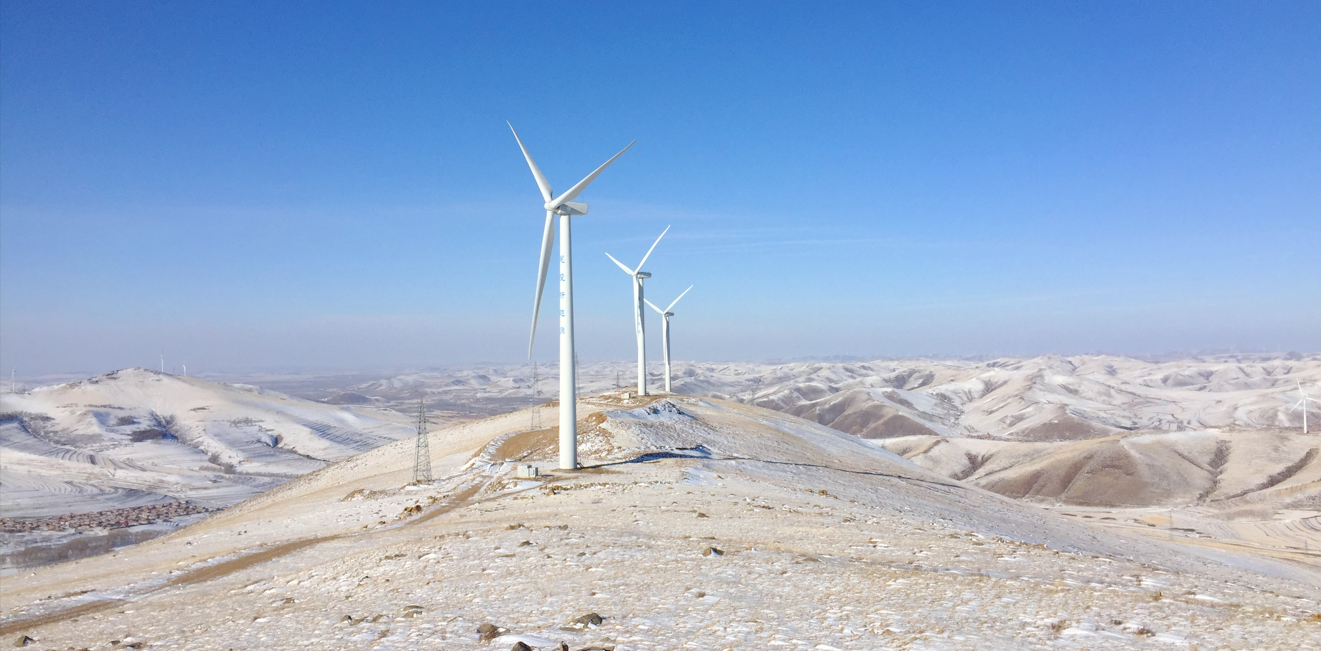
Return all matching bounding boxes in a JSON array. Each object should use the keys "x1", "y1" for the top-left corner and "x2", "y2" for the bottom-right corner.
[
  {"x1": 3, "y1": 391, "x2": 1315, "y2": 648},
  {"x1": 1, "y1": 368, "x2": 415, "y2": 521},
  {"x1": 274, "y1": 353, "x2": 1321, "y2": 441},
  {"x1": 4, "y1": 355, "x2": 1316, "y2": 572}
]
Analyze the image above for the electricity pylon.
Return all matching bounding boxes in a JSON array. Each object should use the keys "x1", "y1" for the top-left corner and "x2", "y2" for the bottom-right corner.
[{"x1": 412, "y1": 401, "x2": 432, "y2": 484}]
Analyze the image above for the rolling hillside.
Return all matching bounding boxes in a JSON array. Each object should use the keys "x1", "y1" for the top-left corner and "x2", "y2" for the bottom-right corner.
[
  {"x1": 2, "y1": 394, "x2": 1317, "y2": 649},
  {"x1": 0, "y1": 369, "x2": 417, "y2": 566}
]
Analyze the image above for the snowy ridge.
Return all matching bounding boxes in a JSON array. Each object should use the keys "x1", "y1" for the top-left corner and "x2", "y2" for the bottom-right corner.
[
  {"x1": 691, "y1": 354, "x2": 1321, "y2": 440},
  {"x1": 271, "y1": 354, "x2": 1321, "y2": 442},
  {"x1": 0, "y1": 368, "x2": 416, "y2": 521},
  {"x1": 1, "y1": 394, "x2": 1319, "y2": 649},
  {"x1": 3, "y1": 394, "x2": 1319, "y2": 649}
]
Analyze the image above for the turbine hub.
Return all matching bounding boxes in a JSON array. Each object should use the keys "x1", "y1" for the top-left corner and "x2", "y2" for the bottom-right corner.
[{"x1": 552, "y1": 201, "x2": 589, "y2": 216}]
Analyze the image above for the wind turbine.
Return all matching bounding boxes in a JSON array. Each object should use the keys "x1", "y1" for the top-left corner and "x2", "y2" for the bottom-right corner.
[
  {"x1": 605, "y1": 226, "x2": 669, "y2": 396},
  {"x1": 1292, "y1": 381, "x2": 1316, "y2": 434},
  {"x1": 644, "y1": 285, "x2": 692, "y2": 393},
  {"x1": 510, "y1": 123, "x2": 635, "y2": 470}
]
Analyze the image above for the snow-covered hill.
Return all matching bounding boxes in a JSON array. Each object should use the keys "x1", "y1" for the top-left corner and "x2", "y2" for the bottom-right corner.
[
  {"x1": 691, "y1": 354, "x2": 1321, "y2": 440},
  {"x1": 1, "y1": 394, "x2": 1316, "y2": 649},
  {"x1": 878, "y1": 429, "x2": 1319, "y2": 509},
  {"x1": 306, "y1": 354, "x2": 1321, "y2": 440},
  {"x1": 0, "y1": 368, "x2": 415, "y2": 532},
  {"x1": 875, "y1": 429, "x2": 1320, "y2": 561}
]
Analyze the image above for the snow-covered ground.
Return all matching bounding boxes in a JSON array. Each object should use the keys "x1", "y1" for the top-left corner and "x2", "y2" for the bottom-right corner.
[
  {"x1": 2, "y1": 395, "x2": 1318, "y2": 649},
  {"x1": 877, "y1": 429, "x2": 1318, "y2": 508},
  {"x1": 7, "y1": 357, "x2": 1318, "y2": 573},
  {"x1": 244, "y1": 354, "x2": 1321, "y2": 440},
  {"x1": 875, "y1": 429, "x2": 1320, "y2": 571},
  {"x1": 0, "y1": 369, "x2": 419, "y2": 565}
]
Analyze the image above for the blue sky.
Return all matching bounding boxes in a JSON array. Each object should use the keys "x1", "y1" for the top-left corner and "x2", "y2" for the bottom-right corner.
[{"x1": 2, "y1": 1, "x2": 1318, "y2": 375}]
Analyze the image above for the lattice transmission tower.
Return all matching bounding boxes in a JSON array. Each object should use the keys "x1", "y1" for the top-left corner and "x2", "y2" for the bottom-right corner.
[{"x1": 412, "y1": 400, "x2": 432, "y2": 484}]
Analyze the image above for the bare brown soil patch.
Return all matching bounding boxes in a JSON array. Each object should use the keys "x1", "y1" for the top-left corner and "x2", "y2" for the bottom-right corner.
[
  {"x1": 493, "y1": 427, "x2": 557, "y2": 461},
  {"x1": 0, "y1": 597, "x2": 127, "y2": 637},
  {"x1": 2, "y1": 466, "x2": 498, "y2": 635},
  {"x1": 164, "y1": 536, "x2": 338, "y2": 589},
  {"x1": 408, "y1": 481, "x2": 488, "y2": 526},
  {"x1": 583, "y1": 392, "x2": 675, "y2": 410},
  {"x1": 0, "y1": 537, "x2": 337, "y2": 636},
  {"x1": 1015, "y1": 414, "x2": 1116, "y2": 442},
  {"x1": 857, "y1": 413, "x2": 940, "y2": 439}
]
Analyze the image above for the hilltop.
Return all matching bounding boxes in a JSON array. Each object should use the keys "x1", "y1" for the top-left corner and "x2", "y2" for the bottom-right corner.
[
  {"x1": 263, "y1": 354, "x2": 1321, "y2": 440},
  {"x1": 2, "y1": 394, "x2": 1317, "y2": 649},
  {"x1": 0, "y1": 368, "x2": 418, "y2": 568}
]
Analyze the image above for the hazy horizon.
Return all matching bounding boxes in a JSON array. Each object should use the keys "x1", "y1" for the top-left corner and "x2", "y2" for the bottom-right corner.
[{"x1": 8, "y1": 349, "x2": 1320, "y2": 389}]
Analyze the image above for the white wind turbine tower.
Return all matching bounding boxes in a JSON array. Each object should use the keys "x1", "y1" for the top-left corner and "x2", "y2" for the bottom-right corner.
[
  {"x1": 1292, "y1": 381, "x2": 1316, "y2": 434},
  {"x1": 605, "y1": 226, "x2": 669, "y2": 396},
  {"x1": 644, "y1": 284, "x2": 692, "y2": 393},
  {"x1": 510, "y1": 123, "x2": 635, "y2": 470}
]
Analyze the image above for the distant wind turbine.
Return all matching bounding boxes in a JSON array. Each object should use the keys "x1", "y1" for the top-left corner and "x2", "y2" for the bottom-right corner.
[
  {"x1": 160, "y1": 352, "x2": 165, "y2": 374},
  {"x1": 510, "y1": 123, "x2": 635, "y2": 470},
  {"x1": 644, "y1": 285, "x2": 692, "y2": 393},
  {"x1": 1292, "y1": 381, "x2": 1316, "y2": 434},
  {"x1": 605, "y1": 226, "x2": 669, "y2": 396}
]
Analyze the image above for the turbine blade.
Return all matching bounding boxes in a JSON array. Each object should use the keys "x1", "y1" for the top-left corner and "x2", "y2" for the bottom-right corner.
[
  {"x1": 604, "y1": 252, "x2": 635, "y2": 275},
  {"x1": 528, "y1": 211, "x2": 555, "y2": 357},
  {"x1": 635, "y1": 225, "x2": 670, "y2": 273},
  {"x1": 547, "y1": 140, "x2": 635, "y2": 210},
  {"x1": 508, "y1": 122, "x2": 553, "y2": 203},
  {"x1": 1294, "y1": 399, "x2": 1306, "y2": 411},
  {"x1": 643, "y1": 298, "x2": 664, "y2": 315},
  {"x1": 666, "y1": 285, "x2": 693, "y2": 312}
]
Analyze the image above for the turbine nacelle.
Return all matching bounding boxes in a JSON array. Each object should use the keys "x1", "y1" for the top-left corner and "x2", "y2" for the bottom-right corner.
[
  {"x1": 508, "y1": 121, "x2": 635, "y2": 470},
  {"x1": 1293, "y1": 381, "x2": 1314, "y2": 411},
  {"x1": 1292, "y1": 380, "x2": 1314, "y2": 434},
  {"x1": 605, "y1": 225, "x2": 670, "y2": 278},
  {"x1": 645, "y1": 284, "x2": 693, "y2": 317},
  {"x1": 645, "y1": 285, "x2": 692, "y2": 394},
  {"x1": 605, "y1": 225, "x2": 670, "y2": 398},
  {"x1": 509, "y1": 121, "x2": 633, "y2": 357},
  {"x1": 551, "y1": 201, "x2": 589, "y2": 216}
]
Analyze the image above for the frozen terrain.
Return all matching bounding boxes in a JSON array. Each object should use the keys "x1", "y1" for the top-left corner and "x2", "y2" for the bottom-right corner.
[
  {"x1": 0, "y1": 369, "x2": 419, "y2": 568},
  {"x1": 7, "y1": 356, "x2": 1317, "y2": 575},
  {"x1": 1, "y1": 394, "x2": 1318, "y2": 649},
  {"x1": 208, "y1": 355, "x2": 1321, "y2": 565},
  {"x1": 877, "y1": 429, "x2": 1319, "y2": 570},
  {"x1": 685, "y1": 354, "x2": 1321, "y2": 440},
  {"x1": 258, "y1": 354, "x2": 1321, "y2": 441}
]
